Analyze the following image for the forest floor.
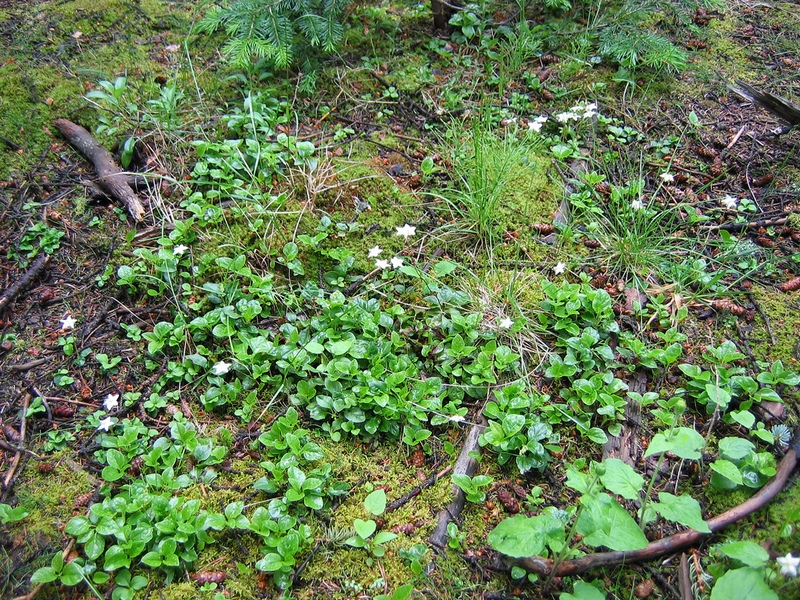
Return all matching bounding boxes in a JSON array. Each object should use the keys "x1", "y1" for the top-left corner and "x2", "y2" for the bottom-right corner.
[{"x1": 1, "y1": 0, "x2": 800, "y2": 599}]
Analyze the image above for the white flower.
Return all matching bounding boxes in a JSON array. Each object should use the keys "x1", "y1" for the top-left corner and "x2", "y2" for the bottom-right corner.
[
  {"x1": 583, "y1": 109, "x2": 597, "y2": 118},
  {"x1": 447, "y1": 414, "x2": 466, "y2": 423},
  {"x1": 173, "y1": 244, "x2": 188, "y2": 256},
  {"x1": 212, "y1": 360, "x2": 231, "y2": 376},
  {"x1": 553, "y1": 262, "x2": 566, "y2": 275},
  {"x1": 631, "y1": 199, "x2": 644, "y2": 211},
  {"x1": 556, "y1": 111, "x2": 579, "y2": 122},
  {"x1": 368, "y1": 245, "x2": 383, "y2": 258},
  {"x1": 390, "y1": 257, "x2": 404, "y2": 269},
  {"x1": 97, "y1": 417, "x2": 114, "y2": 432},
  {"x1": 396, "y1": 224, "x2": 417, "y2": 239},
  {"x1": 528, "y1": 121, "x2": 544, "y2": 133},
  {"x1": 60, "y1": 315, "x2": 77, "y2": 330},
  {"x1": 720, "y1": 195, "x2": 738, "y2": 209},
  {"x1": 777, "y1": 553, "x2": 800, "y2": 578},
  {"x1": 499, "y1": 317, "x2": 513, "y2": 329},
  {"x1": 659, "y1": 172, "x2": 674, "y2": 183},
  {"x1": 375, "y1": 259, "x2": 390, "y2": 269},
  {"x1": 103, "y1": 394, "x2": 119, "y2": 411}
]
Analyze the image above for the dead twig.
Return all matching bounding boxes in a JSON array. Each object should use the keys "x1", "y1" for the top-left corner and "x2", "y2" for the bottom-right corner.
[
  {"x1": 1, "y1": 392, "x2": 31, "y2": 498},
  {"x1": 52, "y1": 119, "x2": 146, "y2": 222},
  {"x1": 510, "y1": 430, "x2": 799, "y2": 577},
  {"x1": 0, "y1": 254, "x2": 50, "y2": 313},
  {"x1": 385, "y1": 464, "x2": 452, "y2": 513}
]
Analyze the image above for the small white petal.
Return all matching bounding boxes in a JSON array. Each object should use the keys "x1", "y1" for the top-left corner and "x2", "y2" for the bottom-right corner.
[
  {"x1": 390, "y1": 257, "x2": 404, "y2": 269},
  {"x1": 396, "y1": 224, "x2": 417, "y2": 239},
  {"x1": 212, "y1": 360, "x2": 231, "y2": 375},
  {"x1": 447, "y1": 415, "x2": 466, "y2": 423},
  {"x1": 375, "y1": 259, "x2": 390, "y2": 269},
  {"x1": 553, "y1": 262, "x2": 566, "y2": 275},
  {"x1": 777, "y1": 554, "x2": 800, "y2": 578},
  {"x1": 367, "y1": 245, "x2": 383, "y2": 258},
  {"x1": 631, "y1": 199, "x2": 644, "y2": 211},
  {"x1": 103, "y1": 394, "x2": 120, "y2": 411},
  {"x1": 529, "y1": 121, "x2": 544, "y2": 133},
  {"x1": 499, "y1": 317, "x2": 513, "y2": 329},
  {"x1": 720, "y1": 195, "x2": 738, "y2": 209},
  {"x1": 173, "y1": 244, "x2": 188, "y2": 256},
  {"x1": 659, "y1": 172, "x2": 674, "y2": 183},
  {"x1": 97, "y1": 417, "x2": 114, "y2": 432},
  {"x1": 60, "y1": 315, "x2": 77, "y2": 330}
]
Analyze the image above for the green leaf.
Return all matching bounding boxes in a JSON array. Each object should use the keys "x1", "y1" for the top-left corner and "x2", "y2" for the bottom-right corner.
[
  {"x1": 433, "y1": 260, "x2": 458, "y2": 277},
  {"x1": 488, "y1": 513, "x2": 565, "y2": 558},
  {"x1": 502, "y1": 414, "x2": 526, "y2": 437},
  {"x1": 353, "y1": 518, "x2": 376, "y2": 539},
  {"x1": 60, "y1": 562, "x2": 84, "y2": 586},
  {"x1": 645, "y1": 427, "x2": 705, "y2": 460},
  {"x1": 140, "y1": 551, "x2": 162, "y2": 568},
  {"x1": 30, "y1": 567, "x2": 59, "y2": 584},
  {"x1": 599, "y1": 458, "x2": 644, "y2": 500},
  {"x1": 576, "y1": 493, "x2": 648, "y2": 551},
  {"x1": 705, "y1": 384, "x2": 731, "y2": 410},
  {"x1": 364, "y1": 489, "x2": 387, "y2": 516},
  {"x1": 84, "y1": 532, "x2": 106, "y2": 561},
  {"x1": 372, "y1": 531, "x2": 398, "y2": 545},
  {"x1": 560, "y1": 580, "x2": 606, "y2": 600},
  {"x1": 256, "y1": 552, "x2": 285, "y2": 572},
  {"x1": 710, "y1": 567, "x2": 777, "y2": 600},
  {"x1": 719, "y1": 437, "x2": 755, "y2": 461},
  {"x1": 652, "y1": 492, "x2": 710, "y2": 533},
  {"x1": 586, "y1": 427, "x2": 608, "y2": 444},
  {"x1": 65, "y1": 516, "x2": 92, "y2": 537},
  {"x1": 710, "y1": 460, "x2": 743, "y2": 485},
  {"x1": 718, "y1": 541, "x2": 770, "y2": 568}
]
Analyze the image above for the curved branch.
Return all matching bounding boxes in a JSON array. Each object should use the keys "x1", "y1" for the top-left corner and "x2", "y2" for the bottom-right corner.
[{"x1": 512, "y1": 435, "x2": 799, "y2": 577}]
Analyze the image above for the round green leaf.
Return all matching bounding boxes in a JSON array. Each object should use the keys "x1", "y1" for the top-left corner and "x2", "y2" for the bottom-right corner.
[
  {"x1": 364, "y1": 489, "x2": 387, "y2": 516},
  {"x1": 599, "y1": 458, "x2": 644, "y2": 500},
  {"x1": 710, "y1": 567, "x2": 777, "y2": 600},
  {"x1": 719, "y1": 541, "x2": 770, "y2": 568}
]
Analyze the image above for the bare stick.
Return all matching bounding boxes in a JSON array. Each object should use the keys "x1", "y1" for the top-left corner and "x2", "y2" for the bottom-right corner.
[
  {"x1": 428, "y1": 418, "x2": 486, "y2": 548},
  {"x1": 52, "y1": 119, "x2": 145, "y2": 222},
  {"x1": 511, "y1": 433, "x2": 799, "y2": 577},
  {"x1": 2, "y1": 393, "x2": 31, "y2": 498},
  {"x1": 0, "y1": 254, "x2": 50, "y2": 313},
  {"x1": 386, "y1": 465, "x2": 452, "y2": 513}
]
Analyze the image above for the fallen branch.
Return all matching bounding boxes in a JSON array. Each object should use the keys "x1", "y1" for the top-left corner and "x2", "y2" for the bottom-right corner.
[
  {"x1": 52, "y1": 119, "x2": 145, "y2": 222},
  {"x1": 510, "y1": 431, "x2": 799, "y2": 577},
  {"x1": 0, "y1": 254, "x2": 50, "y2": 313},
  {"x1": 1, "y1": 392, "x2": 31, "y2": 500},
  {"x1": 428, "y1": 418, "x2": 486, "y2": 549}
]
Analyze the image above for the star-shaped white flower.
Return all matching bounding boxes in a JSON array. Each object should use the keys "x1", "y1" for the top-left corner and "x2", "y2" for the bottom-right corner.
[
  {"x1": 368, "y1": 245, "x2": 383, "y2": 258},
  {"x1": 529, "y1": 120, "x2": 544, "y2": 133},
  {"x1": 173, "y1": 244, "x2": 188, "y2": 256},
  {"x1": 390, "y1": 257, "x2": 404, "y2": 269},
  {"x1": 60, "y1": 315, "x2": 77, "y2": 330},
  {"x1": 499, "y1": 317, "x2": 513, "y2": 329},
  {"x1": 631, "y1": 199, "x2": 644, "y2": 211},
  {"x1": 375, "y1": 259, "x2": 390, "y2": 270},
  {"x1": 720, "y1": 195, "x2": 738, "y2": 209},
  {"x1": 659, "y1": 172, "x2": 674, "y2": 183},
  {"x1": 97, "y1": 417, "x2": 115, "y2": 432},
  {"x1": 556, "y1": 111, "x2": 578, "y2": 122},
  {"x1": 103, "y1": 393, "x2": 119, "y2": 411},
  {"x1": 777, "y1": 553, "x2": 800, "y2": 578},
  {"x1": 447, "y1": 414, "x2": 466, "y2": 423},
  {"x1": 212, "y1": 360, "x2": 231, "y2": 376},
  {"x1": 396, "y1": 224, "x2": 416, "y2": 239},
  {"x1": 553, "y1": 262, "x2": 566, "y2": 275}
]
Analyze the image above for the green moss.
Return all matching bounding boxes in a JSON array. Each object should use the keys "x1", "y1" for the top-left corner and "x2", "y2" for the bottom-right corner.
[{"x1": 747, "y1": 286, "x2": 800, "y2": 366}]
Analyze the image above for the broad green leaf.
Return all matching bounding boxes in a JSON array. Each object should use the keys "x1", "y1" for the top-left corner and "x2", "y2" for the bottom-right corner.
[
  {"x1": 364, "y1": 489, "x2": 387, "y2": 516},
  {"x1": 560, "y1": 580, "x2": 606, "y2": 600},
  {"x1": 304, "y1": 341, "x2": 324, "y2": 354},
  {"x1": 65, "y1": 516, "x2": 92, "y2": 537},
  {"x1": 256, "y1": 552, "x2": 285, "y2": 572},
  {"x1": 710, "y1": 460, "x2": 743, "y2": 485},
  {"x1": 502, "y1": 414, "x2": 526, "y2": 437},
  {"x1": 705, "y1": 384, "x2": 731, "y2": 410},
  {"x1": 652, "y1": 492, "x2": 710, "y2": 533},
  {"x1": 104, "y1": 544, "x2": 131, "y2": 571},
  {"x1": 353, "y1": 518, "x2": 376, "y2": 539},
  {"x1": 719, "y1": 437, "x2": 754, "y2": 461},
  {"x1": 645, "y1": 427, "x2": 705, "y2": 460},
  {"x1": 84, "y1": 532, "x2": 105, "y2": 561},
  {"x1": 586, "y1": 427, "x2": 608, "y2": 444},
  {"x1": 433, "y1": 260, "x2": 458, "y2": 277},
  {"x1": 710, "y1": 567, "x2": 777, "y2": 600},
  {"x1": 488, "y1": 513, "x2": 565, "y2": 558},
  {"x1": 372, "y1": 531, "x2": 398, "y2": 545},
  {"x1": 30, "y1": 567, "x2": 58, "y2": 584},
  {"x1": 718, "y1": 541, "x2": 770, "y2": 568},
  {"x1": 599, "y1": 458, "x2": 644, "y2": 500},
  {"x1": 576, "y1": 493, "x2": 648, "y2": 552},
  {"x1": 60, "y1": 562, "x2": 84, "y2": 586}
]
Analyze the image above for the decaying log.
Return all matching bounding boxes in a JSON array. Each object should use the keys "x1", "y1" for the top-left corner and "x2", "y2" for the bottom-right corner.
[
  {"x1": 429, "y1": 418, "x2": 486, "y2": 548},
  {"x1": 729, "y1": 81, "x2": 800, "y2": 130},
  {"x1": 52, "y1": 119, "x2": 145, "y2": 222},
  {"x1": 603, "y1": 369, "x2": 645, "y2": 467},
  {"x1": 510, "y1": 430, "x2": 799, "y2": 577}
]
